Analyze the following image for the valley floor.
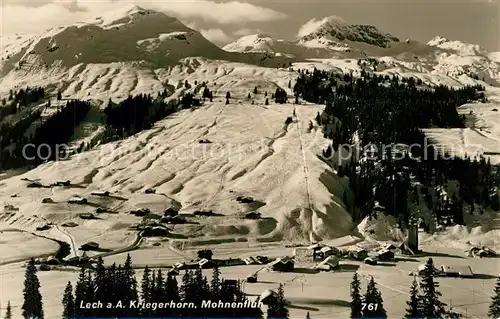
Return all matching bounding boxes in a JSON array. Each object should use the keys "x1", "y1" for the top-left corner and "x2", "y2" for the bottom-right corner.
[{"x1": 0, "y1": 243, "x2": 497, "y2": 318}]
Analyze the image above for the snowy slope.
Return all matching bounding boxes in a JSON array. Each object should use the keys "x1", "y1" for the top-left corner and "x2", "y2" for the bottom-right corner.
[
  {"x1": 427, "y1": 36, "x2": 489, "y2": 56},
  {"x1": 0, "y1": 97, "x2": 353, "y2": 242}
]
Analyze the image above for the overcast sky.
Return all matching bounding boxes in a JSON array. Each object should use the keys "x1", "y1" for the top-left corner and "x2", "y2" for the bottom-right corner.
[{"x1": 1, "y1": 0, "x2": 498, "y2": 51}]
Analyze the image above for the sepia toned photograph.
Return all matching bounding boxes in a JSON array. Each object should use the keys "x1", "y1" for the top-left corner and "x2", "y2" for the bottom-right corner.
[{"x1": 0, "y1": 0, "x2": 499, "y2": 318}]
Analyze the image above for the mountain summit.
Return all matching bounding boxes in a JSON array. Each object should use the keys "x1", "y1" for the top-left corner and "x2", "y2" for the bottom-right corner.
[
  {"x1": 1, "y1": 7, "x2": 292, "y2": 74},
  {"x1": 297, "y1": 16, "x2": 400, "y2": 48}
]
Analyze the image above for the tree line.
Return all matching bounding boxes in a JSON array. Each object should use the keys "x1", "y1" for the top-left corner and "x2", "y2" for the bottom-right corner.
[
  {"x1": 1, "y1": 87, "x2": 45, "y2": 118},
  {"x1": 1, "y1": 99, "x2": 90, "y2": 169}
]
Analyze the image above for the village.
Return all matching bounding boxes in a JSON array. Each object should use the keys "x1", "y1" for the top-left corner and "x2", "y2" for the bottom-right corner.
[{"x1": 3, "y1": 175, "x2": 500, "y2": 317}]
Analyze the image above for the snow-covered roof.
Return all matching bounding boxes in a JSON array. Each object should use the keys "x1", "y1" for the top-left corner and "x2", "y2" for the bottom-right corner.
[{"x1": 260, "y1": 289, "x2": 277, "y2": 300}]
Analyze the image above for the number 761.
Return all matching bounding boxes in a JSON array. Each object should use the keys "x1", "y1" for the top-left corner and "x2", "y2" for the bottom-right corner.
[{"x1": 362, "y1": 303, "x2": 378, "y2": 311}]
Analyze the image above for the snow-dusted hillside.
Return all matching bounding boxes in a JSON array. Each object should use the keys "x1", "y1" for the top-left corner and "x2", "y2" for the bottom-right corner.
[
  {"x1": 0, "y1": 97, "x2": 353, "y2": 242},
  {"x1": 1, "y1": 5, "x2": 500, "y2": 252}
]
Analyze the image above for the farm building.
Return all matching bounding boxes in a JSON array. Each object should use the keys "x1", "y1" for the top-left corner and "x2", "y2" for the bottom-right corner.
[
  {"x1": 307, "y1": 243, "x2": 324, "y2": 260},
  {"x1": 246, "y1": 272, "x2": 258, "y2": 283},
  {"x1": 268, "y1": 257, "x2": 294, "y2": 272},
  {"x1": 318, "y1": 246, "x2": 339, "y2": 259},
  {"x1": 162, "y1": 215, "x2": 187, "y2": 224},
  {"x1": 441, "y1": 265, "x2": 474, "y2": 278},
  {"x1": 80, "y1": 242, "x2": 99, "y2": 251},
  {"x1": 142, "y1": 226, "x2": 169, "y2": 237},
  {"x1": 244, "y1": 257, "x2": 261, "y2": 265},
  {"x1": 174, "y1": 262, "x2": 186, "y2": 270},
  {"x1": 376, "y1": 249, "x2": 395, "y2": 261},
  {"x1": 51, "y1": 180, "x2": 70, "y2": 187},
  {"x1": 466, "y1": 246, "x2": 496, "y2": 258},
  {"x1": 313, "y1": 256, "x2": 339, "y2": 271},
  {"x1": 344, "y1": 247, "x2": 368, "y2": 260},
  {"x1": 36, "y1": 224, "x2": 51, "y2": 231},
  {"x1": 91, "y1": 191, "x2": 110, "y2": 197},
  {"x1": 164, "y1": 207, "x2": 179, "y2": 217},
  {"x1": 222, "y1": 258, "x2": 245, "y2": 267},
  {"x1": 260, "y1": 289, "x2": 278, "y2": 305},
  {"x1": 194, "y1": 210, "x2": 214, "y2": 216},
  {"x1": 78, "y1": 213, "x2": 95, "y2": 220},
  {"x1": 236, "y1": 196, "x2": 254, "y2": 203},
  {"x1": 27, "y1": 182, "x2": 43, "y2": 188},
  {"x1": 44, "y1": 256, "x2": 61, "y2": 265},
  {"x1": 61, "y1": 222, "x2": 78, "y2": 227},
  {"x1": 68, "y1": 197, "x2": 87, "y2": 204},
  {"x1": 199, "y1": 258, "x2": 214, "y2": 269},
  {"x1": 381, "y1": 243, "x2": 397, "y2": 251},
  {"x1": 130, "y1": 208, "x2": 150, "y2": 217},
  {"x1": 244, "y1": 212, "x2": 261, "y2": 219},
  {"x1": 417, "y1": 264, "x2": 442, "y2": 276}
]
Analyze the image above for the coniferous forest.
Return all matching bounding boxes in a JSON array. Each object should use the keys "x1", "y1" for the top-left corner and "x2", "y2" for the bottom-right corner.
[
  {"x1": 0, "y1": 95, "x2": 91, "y2": 169},
  {"x1": 294, "y1": 68, "x2": 491, "y2": 230}
]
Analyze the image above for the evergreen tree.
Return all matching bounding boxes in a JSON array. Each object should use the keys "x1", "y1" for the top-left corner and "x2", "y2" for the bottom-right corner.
[
  {"x1": 363, "y1": 277, "x2": 387, "y2": 318},
  {"x1": 350, "y1": 273, "x2": 363, "y2": 318},
  {"x1": 226, "y1": 97, "x2": 229, "y2": 105},
  {"x1": 248, "y1": 93, "x2": 251, "y2": 99},
  {"x1": 254, "y1": 86, "x2": 258, "y2": 94},
  {"x1": 226, "y1": 92, "x2": 231, "y2": 99},
  {"x1": 57, "y1": 92, "x2": 62, "y2": 100},
  {"x1": 267, "y1": 284, "x2": 288, "y2": 319},
  {"x1": 141, "y1": 266, "x2": 152, "y2": 303},
  {"x1": 62, "y1": 281, "x2": 75, "y2": 319},
  {"x1": 165, "y1": 275, "x2": 180, "y2": 317},
  {"x1": 305, "y1": 311, "x2": 311, "y2": 319},
  {"x1": 419, "y1": 258, "x2": 446, "y2": 318},
  {"x1": 73, "y1": 268, "x2": 86, "y2": 317},
  {"x1": 211, "y1": 265, "x2": 222, "y2": 299},
  {"x1": 4, "y1": 301, "x2": 12, "y2": 319},
  {"x1": 22, "y1": 258, "x2": 44, "y2": 319},
  {"x1": 488, "y1": 276, "x2": 500, "y2": 318},
  {"x1": 404, "y1": 276, "x2": 421, "y2": 319},
  {"x1": 180, "y1": 269, "x2": 194, "y2": 302},
  {"x1": 265, "y1": 98, "x2": 269, "y2": 105},
  {"x1": 288, "y1": 80, "x2": 291, "y2": 89},
  {"x1": 122, "y1": 254, "x2": 138, "y2": 316}
]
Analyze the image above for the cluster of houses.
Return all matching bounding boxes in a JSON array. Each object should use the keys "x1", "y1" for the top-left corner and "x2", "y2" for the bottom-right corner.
[{"x1": 465, "y1": 246, "x2": 497, "y2": 258}]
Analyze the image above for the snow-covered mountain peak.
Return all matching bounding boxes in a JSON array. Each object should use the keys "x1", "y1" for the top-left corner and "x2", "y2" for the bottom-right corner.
[
  {"x1": 85, "y1": 5, "x2": 168, "y2": 29},
  {"x1": 427, "y1": 36, "x2": 450, "y2": 46},
  {"x1": 427, "y1": 36, "x2": 487, "y2": 56},
  {"x1": 223, "y1": 33, "x2": 276, "y2": 53},
  {"x1": 298, "y1": 15, "x2": 399, "y2": 48}
]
